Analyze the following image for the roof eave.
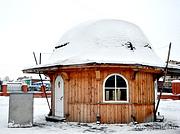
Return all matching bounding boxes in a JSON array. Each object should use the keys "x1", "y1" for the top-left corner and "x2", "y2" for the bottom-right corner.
[{"x1": 23, "y1": 63, "x2": 164, "y2": 74}]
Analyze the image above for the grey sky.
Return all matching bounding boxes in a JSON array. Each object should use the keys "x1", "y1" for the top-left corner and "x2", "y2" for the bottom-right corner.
[{"x1": 0, "y1": 0, "x2": 180, "y2": 79}]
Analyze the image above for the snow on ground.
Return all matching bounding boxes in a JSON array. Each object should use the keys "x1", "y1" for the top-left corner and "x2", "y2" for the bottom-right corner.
[{"x1": 0, "y1": 96, "x2": 180, "y2": 134}]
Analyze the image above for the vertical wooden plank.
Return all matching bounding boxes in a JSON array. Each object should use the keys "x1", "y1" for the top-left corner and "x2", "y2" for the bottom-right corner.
[
  {"x1": 148, "y1": 73, "x2": 150, "y2": 103},
  {"x1": 85, "y1": 70, "x2": 88, "y2": 104},
  {"x1": 70, "y1": 104, "x2": 74, "y2": 121},
  {"x1": 151, "y1": 75, "x2": 155, "y2": 103},
  {"x1": 141, "y1": 73, "x2": 144, "y2": 104},
  {"x1": 67, "y1": 74, "x2": 71, "y2": 120},
  {"x1": 147, "y1": 73, "x2": 149, "y2": 103},
  {"x1": 84, "y1": 104, "x2": 87, "y2": 122},
  {"x1": 91, "y1": 70, "x2": 96, "y2": 122},
  {"x1": 114, "y1": 104, "x2": 117, "y2": 123},
  {"x1": 88, "y1": 104, "x2": 90, "y2": 122},
  {"x1": 74, "y1": 104, "x2": 77, "y2": 122},
  {"x1": 92, "y1": 70, "x2": 96, "y2": 104},
  {"x1": 109, "y1": 105, "x2": 112, "y2": 123},
  {"x1": 78, "y1": 103, "x2": 81, "y2": 122},
  {"x1": 125, "y1": 105, "x2": 128, "y2": 123},
  {"x1": 82, "y1": 72, "x2": 85, "y2": 122},
  {"x1": 80, "y1": 104, "x2": 83, "y2": 122},
  {"x1": 82, "y1": 70, "x2": 85, "y2": 103},
  {"x1": 123, "y1": 104, "x2": 127, "y2": 123},
  {"x1": 107, "y1": 105, "x2": 110, "y2": 123},
  {"x1": 102, "y1": 105, "x2": 106, "y2": 123},
  {"x1": 129, "y1": 104, "x2": 132, "y2": 123},
  {"x1": 141, "y1": 72, "x2": 144, "y2": 104},
  {"x1": 72, "y1": 73, "x2": 76, "y2": 121},
  {"x1": 78, "y1": 71, "x2": 81, "y2": 103},
  {"x1": 78, "y1": 71, "x2": 80, "y2": 103},
  {"x1": 70, "y1": 72, "x2": 73, "y2": 104},
  {"x1": 148, "y1": 73, "x2": 151, "y2": 104},
  {"x1": 102, "y1": 105, "x2": 107, "y2": 122},
  {"x1": 150, "y1": 74, "x2": 153, "y2": 103},
  {"x1": 76, "y1": 104, "x2": 79, "y2": 122},
  {"x1": 91, "y1": 71, "x2": 94, "y2": 104},
  {"x1": 77, "y1": 104, "x2": 80, "y2": 122},
  {"x1": 90, "y1": 104, "x2": 93, "y2": 122},
  {"x1": 135, "y1": 73, "x2": 139, "y2": 104},
  {"x1": 148, "y1": 73, "x2": 150, "y2": 104},
  {"x1": 137, "y1": 105, "x2": 141, "y2": 122},
  {"x1": 140, "y1": 72, "x2": 143, "y2": 104},
  {"x1": 130, "y1": 73, "x2": 133, "y2": 103},
  {"x1": 106, "y1": 104, "x2": 108, "y2": 123},
  {"x1": 70, "y1": 73, "x2": 73, "y2": 104},
  {"x1": 112, "y1": 105, "x2": 115, "y2": 123},
  {"x1": 92, "y1": 104, "x2": 96, "y2": 122},
  {"x1": 100, "y1": 104, "x2": 103, "y2": 123},
  {"x1": 76, "y1": 71, "x2": 79, "y2": 104},
  {"x1": 89, "y1": 71, "x2": 92, "y2": 104},
  {"x1": 74, "y1": 72, "x2": 77, "y2": 104},
  {"x1": 87, "y1": 104, "x2": 90, "y2": 122},
  {"x1": 150, "y1": 74, "x2": 152, "y2": 103}
]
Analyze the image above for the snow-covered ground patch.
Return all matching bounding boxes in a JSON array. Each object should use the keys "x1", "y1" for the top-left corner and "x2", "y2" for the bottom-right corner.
[{"x1": 0, "y1": 96, "x2": 180, "y2": 134}]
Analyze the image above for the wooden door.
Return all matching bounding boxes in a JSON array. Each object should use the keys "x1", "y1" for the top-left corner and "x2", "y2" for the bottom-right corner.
[{"x1": 55, "y1": 75, "x2": 64, "y2": 117}]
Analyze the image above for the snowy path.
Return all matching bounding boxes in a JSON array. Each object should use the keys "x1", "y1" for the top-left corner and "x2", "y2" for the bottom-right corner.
[{"x1": 0, "y1": 97, "x2": 180, "y2": 134}]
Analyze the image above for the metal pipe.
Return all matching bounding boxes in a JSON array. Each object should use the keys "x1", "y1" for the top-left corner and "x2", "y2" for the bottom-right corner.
[
  {"x1": 155, "y1": 42, "x2": 171, "y2": 119},
  {"x1": 33, "y1": 52, "x2": 51, "y2": 111}
]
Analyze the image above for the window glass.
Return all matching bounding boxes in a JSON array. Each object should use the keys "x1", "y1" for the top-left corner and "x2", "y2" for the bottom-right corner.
[
  {"x1": 116, "y1": 89, "x2": 127, "y2": 100},
  {"x1": 120, "y1": 89, "x2": 127, "y2": 100},
  {"x1": 105, "y1": 89, "x2": 115, "y2": 101},
  {"x1": 105, "y1": 75, "x2": 115, "y2": 87},
  {"x1": 116, "y1": 89, "x2": 121, "y2": 100},
  {"x1": 116, "y1": 75, "x2": 126, "y2": 87},
  {"x1": 104, "y1": 74, "x2": 128, "y2": 102}
]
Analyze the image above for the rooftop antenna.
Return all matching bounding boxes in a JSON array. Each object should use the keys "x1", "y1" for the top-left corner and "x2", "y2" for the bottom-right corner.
[
  {"x1": 39, "y1": 53, "x2": 41, "y2": 64},
  {"x1": 155, "y1": 42, "x2": 171, "y2": 120},
  {"x1": 33, "y1": 52, "x2": 38, "y2": 65},
  {"x1": 55, "y1": 42, "x2": 70, "y2": 49},
  {"x1": 33, "y1": 52, "x2": 51, "y2": 114}
]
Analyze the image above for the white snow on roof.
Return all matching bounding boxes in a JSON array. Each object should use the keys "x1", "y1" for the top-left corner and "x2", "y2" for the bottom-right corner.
[
  {"x1": 27, "y1": 19, "x2": 164, "y2": 69},
  {"x1": 46, "y1": 19, "x2": 164, "y2": 67}
]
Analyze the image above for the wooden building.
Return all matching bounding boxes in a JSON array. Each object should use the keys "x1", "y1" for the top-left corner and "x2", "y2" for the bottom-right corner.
[{"x1": 23, "y1": 19, "x2": 164, "y2": 123}]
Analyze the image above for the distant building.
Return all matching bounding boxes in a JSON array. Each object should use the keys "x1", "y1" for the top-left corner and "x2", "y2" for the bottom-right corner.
[
  {"x1": 0, "y1": 80, "x2": 2, "y2": 92},
  {"x1": 0, "y1": 75, "x2": 51, "y2": 97},
  {"x1": 17, "y1": 75, "x2": 50, "y2": 91},
  {"x1": 158, "y1": 60, "x2": 180, "y2": 99}
]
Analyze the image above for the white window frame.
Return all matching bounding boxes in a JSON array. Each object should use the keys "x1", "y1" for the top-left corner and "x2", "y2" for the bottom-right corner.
[{"x1": 103, "y1": 73, "x2": 129, "y2": 103}]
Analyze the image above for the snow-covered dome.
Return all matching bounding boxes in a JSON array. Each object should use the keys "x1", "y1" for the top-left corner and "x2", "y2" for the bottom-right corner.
[{"x1": 48, "y1": 19, "x2": 164, "y2": 67}]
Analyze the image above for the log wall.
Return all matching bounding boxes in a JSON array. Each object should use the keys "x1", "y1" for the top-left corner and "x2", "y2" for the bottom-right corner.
[{"x1": 50, "y1": 67, "x2": 156, "y2": 123}]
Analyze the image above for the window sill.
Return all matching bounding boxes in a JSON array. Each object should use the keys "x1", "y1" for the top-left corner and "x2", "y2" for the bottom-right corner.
[{"x1": 99, "y1": 101, "x2": 129, "y2": 104}]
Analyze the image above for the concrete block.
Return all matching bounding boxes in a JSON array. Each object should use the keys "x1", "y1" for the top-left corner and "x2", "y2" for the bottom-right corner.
[{"x1": 8, "y1": 93, "x2": 33, "y2": 127}]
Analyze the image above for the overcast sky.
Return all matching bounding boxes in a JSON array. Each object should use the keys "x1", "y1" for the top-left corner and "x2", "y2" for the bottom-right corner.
[{"x1": 0, "y1": 0, "x2": 180, "y2": 80}]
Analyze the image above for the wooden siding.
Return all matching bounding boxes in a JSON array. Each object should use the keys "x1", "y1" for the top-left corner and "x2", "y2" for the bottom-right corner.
[{"x1": 49, "y1": 67, "x2": 157, "y2": 123}]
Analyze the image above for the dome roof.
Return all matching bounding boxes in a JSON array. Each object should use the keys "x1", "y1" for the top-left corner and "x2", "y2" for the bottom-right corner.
[{"x1": 48, "y1": 19, "x2": 164, "y2": 67}]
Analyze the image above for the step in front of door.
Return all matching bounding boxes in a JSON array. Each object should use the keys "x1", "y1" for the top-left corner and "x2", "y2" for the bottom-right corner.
[{"x1": 45, "y1": 116, "x2": 66, "y2": 122}]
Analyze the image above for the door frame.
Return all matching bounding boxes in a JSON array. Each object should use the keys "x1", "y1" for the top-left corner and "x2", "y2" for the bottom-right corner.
[{"x1": 54, "y1": 75, "x2": 64, "y2": 117}]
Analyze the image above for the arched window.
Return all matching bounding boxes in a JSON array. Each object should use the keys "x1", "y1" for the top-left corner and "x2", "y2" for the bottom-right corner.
[{"x1": 103, "y1": 74, "x2": 129, "y2": 102}]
